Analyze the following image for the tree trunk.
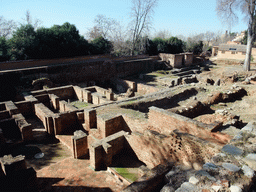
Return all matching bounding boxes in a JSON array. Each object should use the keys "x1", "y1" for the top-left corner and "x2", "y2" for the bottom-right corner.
[
  {"x1": 244, "y1": 31, "x2": 253, "y2": 71},
  {"x1": 244, "y1": 1, "x2": 256, "y2": 71}
]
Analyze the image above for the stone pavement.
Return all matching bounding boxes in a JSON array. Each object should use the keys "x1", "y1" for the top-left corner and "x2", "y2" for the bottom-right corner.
[{"x1": 37, "y1": 157, "x2": 127, "y2": 192}]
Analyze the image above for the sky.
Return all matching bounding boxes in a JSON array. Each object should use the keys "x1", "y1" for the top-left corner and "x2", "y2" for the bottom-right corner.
[{"x1": 0, "y1": 0, "x2": 248, "y2": 39}]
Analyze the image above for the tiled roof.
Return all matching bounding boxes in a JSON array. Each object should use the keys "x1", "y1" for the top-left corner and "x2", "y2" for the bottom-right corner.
[{"x1": 219, "y1": 44, "x2": 247, "y2": 52}]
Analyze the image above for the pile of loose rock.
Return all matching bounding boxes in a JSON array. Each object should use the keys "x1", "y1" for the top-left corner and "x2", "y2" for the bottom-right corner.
[{"x1": 160, "y1": 122, "x2": 256, "y2": 192}]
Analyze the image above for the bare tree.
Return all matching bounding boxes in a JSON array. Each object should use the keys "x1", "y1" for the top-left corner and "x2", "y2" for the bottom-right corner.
[
  {"x1": 0, "y1": 16, "x2": 16, "y2": 38},
  {"x1": 94, "y1": 14, "x2": 118, "y2": 39},
  {"x1": 154, "y1": 29, "x2": 172, "y2": 39},
  {"x1": 86, "y1": 14, "x2": 118, "y2": 41},
  {"x1": 204, "y1": 31, "x2": 216, "y2": 45},
  {"x1": 216, "y1": 0, "x2": 256, "y2": 71},
  {"x1": 22, "y1": 10, "x2": 42, "y2": 30},
  {"x1": 110, "y1": 21, "x2": 131, "y2": 56},
  {"x1": 130, "y1": 0, "x2": 158, "y2": 55},
  {"x1": 86, "y1": 26, "x2": 102, "y2": 41}
]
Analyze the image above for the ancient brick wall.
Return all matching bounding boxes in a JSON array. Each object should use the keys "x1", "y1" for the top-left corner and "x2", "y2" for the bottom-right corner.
[
  {"x1": 0, "y1": 57, "x2": 155, "y2": 88},
  {"x1": 159, "y1": 53, "x2": 193, "y2": 68},
  {"x1": 126, "y1": 130, "x2": 220, "y2": 169},
  {"x1": 95, "y1": 86, "x2": 108, "y2": 96},
  {"x1": 91, "y1": 93, "x2": 101, "y2": 105},
  {"x1": 137, "y1": 83, "x2": 160, "y2": 95},
  {"x1": 97, "y1": 115, "x2": 131, "y2": 138},
  {"x1": 0, "y1": 54, "x2": 149, "y2": 71},
  {"x1": 53, "y1": 111, "x2": 79, "y2": 135},
  {"x1": 34, "y1": 103, "x2": 55, "y2": 133},
  {"x1": 47, "y1": 86, "x2": 75, "y2": 100},
  {"x1": 84, "y1": 109, "x2": 97, "y2": 131},
  {"x1": 59, "y1": 100, "x2": 77, "y2": 112},
  {"x1": 83, "y1": 90, "x2": 92, "y2": 103},
  {"x1": 72, "y1": 130, "x2": 88, "y2": 159},
  {"x1": 73, "y1": 86, "x2": 83, "y2": 101},
  {"x1": 12, "y1": 113, "x2": 32, "y2": 141},
  {"x1": 113, "y1": 79, "x2": 137, "y2": 92},
  {"x1": 49, "y1": 94, "x2": 60, "y2": 110},
  {"x1": 31, "y1": 85, "x2": 75, "y2": 101},
  {"x1": 89, "y1": 131, "x2": 127, "y2": 170},
  {"x1": 183, "y1": 53, "x2": 193, "y2": 66},
  {"x1": 34, "y1": 94, "x2": 50, "y2": 108},
  {"x1": 4, "y1": 101, "x2": 19, "y2": 115},
  {"x1": 121, "y1": 88, "x2": 198, "y2": 113},
  {"x1": 15, "y1": 101, "x2": 34, "y2": 116},
  {"x1": 148, "y1": 106, "x2": 216, "y2": 136}
]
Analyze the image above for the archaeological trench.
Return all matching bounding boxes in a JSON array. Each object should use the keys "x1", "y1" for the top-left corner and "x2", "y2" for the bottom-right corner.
[{"x1": 0, "y1": 53, "x2": 256, "y2": 192}]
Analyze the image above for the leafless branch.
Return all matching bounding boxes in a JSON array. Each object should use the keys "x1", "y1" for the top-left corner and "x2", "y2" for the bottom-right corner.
[{"x1": 0, "y1": 16, "x2": 16, "y2": 38}]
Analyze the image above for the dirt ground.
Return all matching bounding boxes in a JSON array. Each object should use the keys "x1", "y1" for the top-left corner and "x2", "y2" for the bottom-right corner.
[{"x1": 196, "y1": 60, "x2": 256, "y2": 124}]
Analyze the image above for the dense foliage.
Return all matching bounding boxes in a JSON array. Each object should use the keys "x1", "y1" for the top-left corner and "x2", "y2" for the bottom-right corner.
[
  {"x1": 0, "y1": 21, "x2": 207, "y2": 62},
  {"x1": 185, "y1": 40, "x2": 204, "y2": 55},
  {"x1": 0, "y1": 22, "x2": 113, "y2": 61}
]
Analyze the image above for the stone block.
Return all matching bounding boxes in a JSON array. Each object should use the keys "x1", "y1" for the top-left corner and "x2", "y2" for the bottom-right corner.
[
  {"x1": 106, "y1": 91, "x2": 114, "y2": 101},
  {"x1": 84, "y1": 109, "x2": 97, "y2": 131},
  {"x1": 89, "y1": 131, "x2": 128, "y2": 171},
  {"x1": 98, "y1": 115, "x2": 130, "y2": 138},
  {"x1": 83, "y1": 90, "x2": 92, "y2": 103},
  {"x1": 73, "y1": 86, "x2": 83, "y2": 101},
  {"x1": 92, "y1": 93, "x2": 100, "y2": 104},
  {"x1": 59, "y1": 100, "x2": 66, "y2": 112},
  {"x1": 77, "y1": 112, "x2": 84, "y2": 123},
  {"x1": 49, "y1": 94, "x2": 60, "y2": 110},
  {"x1": 0, "y1": 155, "x2": 26, "y2": 176},
  {"x1": 72, "y1": 130, "x2": 88, "y2": 159},
  {"x1": 5, "y1": 101, "x2": 19, "y2": 115},
  {"x1": 89, "y1": 144, "x2": 104, "y2": 171}
]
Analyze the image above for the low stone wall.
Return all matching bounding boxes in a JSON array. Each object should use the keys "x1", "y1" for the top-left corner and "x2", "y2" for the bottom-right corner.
[
  {"x1": 0, "y1": 155, "x2": 37, "y2": 191},
  {"x1": 121, "y1": 88, "x2": 198, "y2": 113},
  {"x1": 137, "y1": 83, "x2": 160, "y2": 95},
  {"x1": 159, "y1": 53, "x2": 193, "y2": 68},
  {"x1": 72, "y1": 130, "x2": 88, "y2": 159},
  {"x1": 12, "y1": 113, "x2": 32, "y2": 141},
  {"x1": 112, "y1": 79, "x2": 137, "y2": 92},
  {"x1": 181, "y1": 53, "x2": 193, "y2": 66},
  {"x1": 89, "y1": 131, "x2": 128, "y2": 170},
  {"x1": 0, "y1": 101, "x2": 32, "y2": 141},
  {"x1": 97, "y1": 115, "x2": 131, "y2": 138},
  {"x1": 53, "y1": 111, "x2": 80, "y2": 135},
  {"x1": 59, "y1": 100, "x2": 77, "y2": 112},
  {"x1": 31, "y1": 85, "x2": 75, "y2": 101},
  {"x1": 0, "y1": 57, "x2": 155, "y2": 91},
  {"x1": 84, "y1": 109, "x2": 97, "y2": 131},
  {"x1": 0, "y1": 54, "x2": 150, "y2": 71},
  {"x1": 34, "y1": 103, "x2": 56, "y2": 134},
  {"x1": 4, "y1": 101, "x2": 19, "y2": 116},
  {"x1": 73, "y1": 86, "x2": 84, "y2": 101},
  {"x1": 148, "y1": 106, "x2": 219, "y2": 136},
  {"x1": 15, "y1": 98, "x2": 38, "y2": 116}
]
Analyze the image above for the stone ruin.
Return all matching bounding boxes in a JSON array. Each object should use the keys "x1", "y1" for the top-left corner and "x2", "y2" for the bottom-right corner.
[{"x1": 0, "y1": 54, "x2": 255, "y2": 191}]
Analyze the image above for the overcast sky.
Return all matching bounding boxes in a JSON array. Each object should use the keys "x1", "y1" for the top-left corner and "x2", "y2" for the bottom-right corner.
[{"x1": 1, "y1": 0, "x2": 248, "y2": 38}]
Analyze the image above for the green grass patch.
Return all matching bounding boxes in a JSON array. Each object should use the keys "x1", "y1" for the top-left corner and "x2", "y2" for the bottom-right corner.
[
  {"x1": 113, "y1": 167, "x2": 139, "y2": 182},
  {"x1": 70, "y1": 101, "x2": 92, "y2": 109}
]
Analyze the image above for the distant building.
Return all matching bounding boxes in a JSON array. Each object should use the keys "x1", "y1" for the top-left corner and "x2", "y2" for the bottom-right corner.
[{"x1": 213, "y1": 44, "x2": 256, "y2": 60}]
